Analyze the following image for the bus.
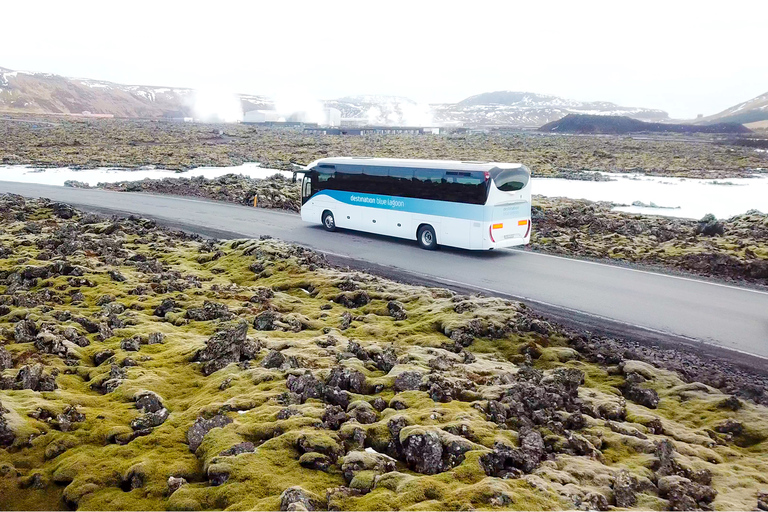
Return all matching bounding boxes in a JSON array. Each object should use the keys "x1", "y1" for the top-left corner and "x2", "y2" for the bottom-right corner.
[{"x1": 299, "y1": 157, "x2": 531, "y2": 250}]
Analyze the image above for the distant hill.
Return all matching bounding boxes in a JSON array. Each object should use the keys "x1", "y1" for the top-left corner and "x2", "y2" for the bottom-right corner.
[
  {"x1": 540, "y1": 114, "x2": 751, "y2": 134},
  {"x1": 431, "y1": 91, "x2": 669, "y2": 128},
  {"x1": 0, "y1": 67, "x2": 271, "y2": 118},
  {"x1": 696, "y1": 91, "x2": 768, "y2": 128}
]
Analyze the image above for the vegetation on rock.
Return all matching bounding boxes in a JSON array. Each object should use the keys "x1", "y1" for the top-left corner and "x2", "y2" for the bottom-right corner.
[
  {"x1": 2, "y1": 117, "x2": 766, "y2": 178},
  {"x1": 1, "y1": 195, "x2": 768, "y2": 510}
]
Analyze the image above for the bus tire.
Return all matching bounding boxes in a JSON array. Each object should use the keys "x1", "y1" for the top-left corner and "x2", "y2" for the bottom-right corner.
[
  {"x1": 417, "y1": 225, "x2": 437, "y2": 250},
  {"x1": 321, "y1": 211, "x2": 336, "y2": 232}
]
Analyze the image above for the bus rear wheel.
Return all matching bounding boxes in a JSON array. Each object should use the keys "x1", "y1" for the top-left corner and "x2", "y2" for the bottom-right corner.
[
  {"x1": 417, "y1": 225, "x2": 437, "y2": 250},
  {"x1": 322, "y1": 211, "x2": 336, "y2": 232}
]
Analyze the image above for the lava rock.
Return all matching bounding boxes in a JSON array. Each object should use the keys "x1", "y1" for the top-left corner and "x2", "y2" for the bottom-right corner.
[
  {"x1": 120, "y1": 337, "x2": 141, "y2": 352},
  {"x1": 192, "y1": 320, "x2": 259, "y2": 375},
  {"x1": 261, "y1": 349, "x2": 286, "y2": 369},
  {"x1": 135, "y1": 391, "x2": 164, "y2": 413},
  {"x1": 280, "y1": 486, "x2": 321, "y2": 511},
  {"x1": 0, "y1": 347, "x2": 12, "y2": 370},
  {"x1": 219, "y1": 442, "x2": 256, "y2": 457},
  {"x1": 148, "y1": 332, "x2": 165, "y2": 344},
  {"x1": 187, "y1": 414, "x2": 232, "y2": 452},
  {"x1": 14, "y1": 319, "x2": 38, "y2": 343},
  {"x1": 167, "y1": 476, "x2": 187, "y2": 495},
  {"x1": 613, "y1": 469, "x2": 637, "y2": 508},
  {"x1": 153, "y1": 298, "x2": 177, "y2": 317},
  {"x1": 401, "y1": 430, "x2": 444, "y2": 475},
  {"x1": 93, "y1": 350, "x2": 115, "y2": 366},
  {"x1": 394, "y1": 371, "x2": 423, "y2": 392},
  {"x1": 658, "y1": 475, "x2": 717, "y2": 511},
  {"x1": 186, "y1": 301, "x2": 232, "y2": 321},
  {"x1": 387, "y1": 301, "x2": 407, "y2": 320},
  {"x1": 130, "y1": 408, "x2": 169, "y2": 430}
]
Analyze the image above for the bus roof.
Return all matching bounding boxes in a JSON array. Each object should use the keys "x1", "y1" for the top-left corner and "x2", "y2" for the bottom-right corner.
[{"x1": 307, "y1": 157, "x2": 526, "y2": 173}]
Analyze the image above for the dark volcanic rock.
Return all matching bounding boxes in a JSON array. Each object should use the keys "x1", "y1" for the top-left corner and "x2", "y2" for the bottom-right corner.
[
  {"x1": 153, "y1": 298, "x2": 177, "y2": 317},
  {"x1": 14, "y1": 319, "x2": 38, "y2": 343},
  {"x1": 0, "y1": 401, "x2": 15, "y2": 447},
  {"x1": 186, "y1": 301, "x2": 232, "y2": 321},
  {"x1": 261, "y1": 349, "x2": 286, "y2": 369},
  {"x1": 15, "y1": 364, "x2": 57, "y2": 391},
  {"x1": 187, "y1": 414, "x2": 232, "y2": 452},
  {"x1": 622, "y1": 383, "x2": 660, "y2": 408},
  {"x1": 135, "y1": 391, "x2": 164, "y2": 413},
  {"x1": 0, "y1": 346, "x2": 13, "y2": 370},
  {"x1": 658, "y1": 475, "x2": 717, "y2": 511},
  {"x1": 93, "y1": 350, "x2": 115, "y2": 366},
  {"x1": 120, "y1": 337, "x2": 141, "y2": 352},
  {"x1": 219, "y1": 442, "x2": 256, "y2": 457},
  {"x1": 399, "y1": 429, "x2": 473, "y2": 475},
  {"x1": 387, "y1": 300, "x2": 407, "y2": 320},
  {"x1": 130, "y1": 408, "x2": 169, "y2": 430},
  {"x1": 613, "y1": 469, "x2": 637, "y2": 508},
  {"x1": 192, "y1": 320, "x2": 259, "y2": 375},
  {"x1": 480, "y1": 428, "x2": 545, "y2": 477},
  {"x1": 758, "y1": 492, "x2": 768, "y2": 511},
  {"x1": 73, "y1": 317, "x2": 99, "y2": 334},
  {"x1": 326, "y1": 366, "x2": 368, "y2": 394},
  {"x1": 287, "y1": 372, "x2": 324, "y2": 403},
  {"x1": 394, "y1": 371, "x2": 423, "y2": 392},
  {"x1": 696, "y1": 213, "x2": 725, "y2": 237},
  {"x1": 254, "y1": 310, "x2": 278, "y2": 331},
  {"x1": 322, "y1": 405, "x2": 348, "y2": 430},
  {"x1": 334, "y1": 290, "x2": 370, "y2": 308}
]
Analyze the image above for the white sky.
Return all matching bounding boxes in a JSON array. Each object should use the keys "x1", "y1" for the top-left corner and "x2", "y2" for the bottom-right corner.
[{"x1": 1, "y1": 0, "x2": 766, "y2": 119}]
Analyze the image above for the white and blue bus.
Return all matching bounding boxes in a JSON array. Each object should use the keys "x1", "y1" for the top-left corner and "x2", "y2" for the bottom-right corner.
[{"x1": 300, "y1": 157, "x2": 531, "y2": 250}]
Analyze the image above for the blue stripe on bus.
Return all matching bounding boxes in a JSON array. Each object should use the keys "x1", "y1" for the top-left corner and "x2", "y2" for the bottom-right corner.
[{"x1": 312, "y1": 190, "x2": 487, "y2": 221}]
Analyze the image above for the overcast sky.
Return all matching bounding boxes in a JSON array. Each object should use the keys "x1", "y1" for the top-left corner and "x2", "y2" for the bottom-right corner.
[{"x1": 2, "y1": 0, "x2": 766, "y2": 119}]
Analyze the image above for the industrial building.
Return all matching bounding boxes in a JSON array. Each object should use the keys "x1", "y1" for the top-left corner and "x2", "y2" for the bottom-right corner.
[{"x1": 243, "y1": 110, "x2": 281, "y2": 123}]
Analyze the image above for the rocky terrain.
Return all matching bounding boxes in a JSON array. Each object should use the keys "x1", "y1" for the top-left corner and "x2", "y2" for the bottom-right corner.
[
  {"x1": 2, "y1": 116, "x2": 766, "y2": 177},
  {"x1": 1, "y1": 194, "x2": 768, "y2": 511},
  {"x1": 530, "y1": 197, "x2": 768, "y2": 285},
  {"x1": 77, "y1": 173, "x2": 301, "y2": 212},
  {"x1": 82, "y1": 174, "x2": 768, "y2": 285},
  {"x1": 539, "y1": 115, "x2": 750, "y2": 135}
]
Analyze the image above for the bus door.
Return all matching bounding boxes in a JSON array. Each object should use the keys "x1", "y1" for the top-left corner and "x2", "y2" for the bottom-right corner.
[{"x1": 301, "y1": 174, "x2": 312, "y2": 205}]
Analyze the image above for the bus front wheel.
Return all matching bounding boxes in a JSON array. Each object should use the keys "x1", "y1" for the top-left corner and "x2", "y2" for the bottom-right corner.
[
  {"x1": 417, "y1": 225, "x2": 437, "y2": 250},
  {"x1": 322, "y1": 211, "x2": 336, "y2": 232}
]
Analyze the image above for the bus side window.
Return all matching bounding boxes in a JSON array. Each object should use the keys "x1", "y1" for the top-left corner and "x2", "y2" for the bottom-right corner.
[
  {"x1": 388, "y1": 167, "x2": 414, "y2": 197},
  {"x1": 413, "y1": 168, "x2": 445, "y2": 200}
]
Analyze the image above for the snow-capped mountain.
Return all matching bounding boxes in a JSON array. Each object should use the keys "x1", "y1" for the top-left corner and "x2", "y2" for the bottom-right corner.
[
  {"x1": 431, "y1": 91, "x2": 669, "y2": 128},
  {"x1": 695, "y1": 91, "x2": 768, "y2": 128},
  {"x1": 1, "y1": 66, "x2": 671, "y2": 127},
  {"x1": 0, "y1": 67, "x2": 271, "y2": 119}
]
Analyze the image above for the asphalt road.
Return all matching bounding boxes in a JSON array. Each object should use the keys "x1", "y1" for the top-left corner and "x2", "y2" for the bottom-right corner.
[{"x1": 2, "y1": 181, "x2": 767, "y2": 363}]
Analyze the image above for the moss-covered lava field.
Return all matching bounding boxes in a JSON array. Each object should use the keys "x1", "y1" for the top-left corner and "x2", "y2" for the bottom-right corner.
[
  {"x1": 2, "y1": 116, "x2": 767, "y2": 178},
  {"x1": 1, "y1": 195, "x2": 767, "y2": 510}
]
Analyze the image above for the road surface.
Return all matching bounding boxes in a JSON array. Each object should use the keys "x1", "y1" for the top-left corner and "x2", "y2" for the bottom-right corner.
[{"x1": 2, "y1": 181, "x2": 767, "y2": 364}]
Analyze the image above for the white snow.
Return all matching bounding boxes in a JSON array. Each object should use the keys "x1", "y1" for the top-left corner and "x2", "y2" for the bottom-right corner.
[
  {"x1": 0, "y1": 164, "x2": 765, "y2": 220},
  {"x1": 0, "y1": 163, "x2": 293, "y2": 187},
  {"x1": 533, "y1": 172, "x2": 768, "y2": 219}
]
